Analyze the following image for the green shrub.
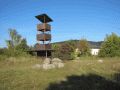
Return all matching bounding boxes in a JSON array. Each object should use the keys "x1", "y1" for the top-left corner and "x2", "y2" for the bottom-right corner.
[
  {"x1": 0, "y1": 55, "x2": 7, "y2": 61},
  {"x1": 2, "y1": 48, "x2": 29, "y2": 57}
]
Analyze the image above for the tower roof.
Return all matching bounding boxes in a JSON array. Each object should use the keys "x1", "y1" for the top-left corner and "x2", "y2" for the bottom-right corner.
[{"x1": 35, "y1": 14, "x2": 53, "y2": 23}]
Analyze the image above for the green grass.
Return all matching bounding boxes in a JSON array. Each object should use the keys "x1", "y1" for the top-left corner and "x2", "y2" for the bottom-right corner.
[{"x1": 0, "y1": 56, "x2": 120, "y2": 90}]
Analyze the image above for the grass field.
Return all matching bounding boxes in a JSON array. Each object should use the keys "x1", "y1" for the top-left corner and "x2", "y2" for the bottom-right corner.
[{"x1": 0, "y1": 56, "x2": 120, "y2": 90}]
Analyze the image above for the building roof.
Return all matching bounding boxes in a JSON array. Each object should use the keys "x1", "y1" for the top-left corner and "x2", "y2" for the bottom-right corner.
[{"x1": 35, "y1": 14, "x2": 53, "y2": 23}]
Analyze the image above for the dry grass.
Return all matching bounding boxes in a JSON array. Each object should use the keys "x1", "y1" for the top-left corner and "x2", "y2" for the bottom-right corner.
[{"x1": 0, "y1": 56, "x2": 120, "y2": 90}]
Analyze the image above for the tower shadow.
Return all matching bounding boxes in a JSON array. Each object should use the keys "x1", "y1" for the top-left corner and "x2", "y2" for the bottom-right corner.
[{"x1": 46, "y1": 73, "x2": 120, "y2": 90}]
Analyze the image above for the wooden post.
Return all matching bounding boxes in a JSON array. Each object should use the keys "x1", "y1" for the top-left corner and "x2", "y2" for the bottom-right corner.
[{"x1": 46, "y1": 50, "x2": 47, "y2": 58}]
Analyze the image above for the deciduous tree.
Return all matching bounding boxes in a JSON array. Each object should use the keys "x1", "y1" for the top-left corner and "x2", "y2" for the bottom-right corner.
[
  {"x1": 99, "y1": 33, "x2": 120, "y2": 57},
  {"x1": 78, "y1": 39, "x2": 91, "y2": 56}
]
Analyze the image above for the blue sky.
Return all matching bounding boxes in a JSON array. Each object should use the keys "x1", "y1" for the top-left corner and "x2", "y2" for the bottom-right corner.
[{"x1": 0, "y1": 0, "x2": 120, "y2": 47}]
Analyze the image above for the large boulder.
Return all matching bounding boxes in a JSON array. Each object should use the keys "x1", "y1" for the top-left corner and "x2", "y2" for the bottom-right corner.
[
  {"x1": 52, "y1": 58, "x2": 62, "y2": 63},
  {"x1": 52, "y1": 58, "x2": 64, "y2": 68},
  {"x1": 43, "y1": 58, "x2": 51, "y2": 64}
]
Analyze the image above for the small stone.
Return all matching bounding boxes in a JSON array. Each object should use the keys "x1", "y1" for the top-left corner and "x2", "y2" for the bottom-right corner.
[
  {"x1": 32, "y1": 64, "x2": 41, "y2": 68},
  {"x1": 76, "y1": 57, "x2": 80, "y2": 60},
  {"x1": 98, "y1": 59, "x2": 103, "y2": 63}
]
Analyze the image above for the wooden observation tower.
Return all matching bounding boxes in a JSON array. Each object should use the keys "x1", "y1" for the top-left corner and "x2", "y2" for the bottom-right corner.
[{"x1": 35, "y1": 14, "x2": 53, "y2": 58}]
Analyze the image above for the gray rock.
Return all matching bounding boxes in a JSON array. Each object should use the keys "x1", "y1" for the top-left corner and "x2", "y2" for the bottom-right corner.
[
  {"x1": 32, "y1": 58, "x2": 64, "y2": 70},
  {"x1": 42, "y1": 64, "x2": 55, "y2": 70},
  {"x1": 57, "y1": 62, "x2": 64, "y2": 68}
]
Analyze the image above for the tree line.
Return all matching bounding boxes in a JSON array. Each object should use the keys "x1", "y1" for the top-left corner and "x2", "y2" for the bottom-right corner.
[
  {"x1": 52, "y1": 33, "x2": 120, "y2": 60},
  {"x1": 0, "y1": 29, "x2": 120, "y2": 60}
]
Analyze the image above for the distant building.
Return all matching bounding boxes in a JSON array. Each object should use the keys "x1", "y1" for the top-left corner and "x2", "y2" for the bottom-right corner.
[{"x1": 90, "y1": 48, "x2": 100, "y2": 55}]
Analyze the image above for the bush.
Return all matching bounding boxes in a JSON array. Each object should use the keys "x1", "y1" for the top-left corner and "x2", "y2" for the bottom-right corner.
[
  {"x1": 99, "y1": 33, "x2": 120, "y2": 57},
  {"x1": 0, "y1": 48, "x2": 5, "y2": 55},
  {"x1": 2, "y1": 48, "x2": 29, "y2": 57},
  {"x1": 53, "y1": 42, "x2": 75, "y2": 60}
]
